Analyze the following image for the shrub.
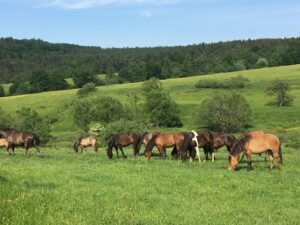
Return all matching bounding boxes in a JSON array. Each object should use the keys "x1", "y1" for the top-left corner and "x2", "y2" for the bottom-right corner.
[
  {"x1": 198, "y1": 91, "x2": 252, "y2": 132},
  {"x1": 279, "y1": 129, "x2": 300, "y2": 149},
  {"x1": 0, "y1": 106, "x2": 14, "y2": 128},
  {"x1": 195, "y1": 79, "x2": 224, "y2": 89},
  {"x1": 88, "y1": 122, "x2": 105, "y2": 137},
  {"x1": 9, "y1": 82, "x2": 31, "y2": 95},
  {"x1": 195, "y1": 75, "x2": 249, "y2": 89},
  {"x1": 77, "y1": 82, "x2": 96, "y2": 97},
  {"x1": 16, "y1": 107, "x2": 52, "y2": 144},
  {"x1": 228, "y1": 75, "x2": 250, "y2": 88},
  {"x1": 255, "y1": 57, "x2": 269, "y2": 68},
  {"x1": 29, "y1": 69, "x2": 51, "y2": 93},
  {"x1": 266, "y1": 79, "x2": 293, "y2": 107},
  {"x1": 0, "y1": 84, "x2": 5, "y2": 97},
  {"x1": 142, "y1": 78, "x2": 182, "y2": 127},
  {"x1": 72, "y1": 70, "x2": 97, "y2": 88}
]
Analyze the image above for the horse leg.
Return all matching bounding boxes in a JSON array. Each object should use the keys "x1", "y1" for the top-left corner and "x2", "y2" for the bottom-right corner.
[
  {"x1": 6, "y1": 145, "x2": 12, "y2": 155},
  {"x1": 11, "y1": 145, "x2": 15, "y2": 156},
  {"x1": 80, "y1": 146, "x2": 83, "y2": 154},
  {"x1": 269, "y1": 151, "x2": 274, "y2": 170},
  {"x1": 120, "y1": 147, "x2": 127, "y2": 159},
  {"x1": 257, "y1": 153, "x2": 261, "y2": 162},
  {"x1": 211, "y1": 149, "x2": 215, "y2": 162},
  {"x1": 115, "y1": 146, "x2": 120, "y2": 158},
  {"x1": 24, "y1": 145, "x2": 29, "y2": 157},
  {"x1": 94, "y1": 145, "x2": 99, "y2": 155},
  {"x1": 194, "y1": 146, "x2": 201, "y2": 163},
  {"x1": 245, "y1": 152, "x2": 253, "y2": 171},
  {"x1": 273, "y1": 151, "x2": 282, "y2": 170}
]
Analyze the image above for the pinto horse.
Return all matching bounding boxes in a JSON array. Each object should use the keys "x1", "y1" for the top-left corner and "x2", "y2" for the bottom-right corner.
[
  {"x1": 136, "y1": 132, "x2": 160, "y2": 155},
  {"x1": 0, "y1": 128, "x2": 40, "y2": 156},
  {"x1": 144, "y1": 132, "x2": 187, "y2": 160},
  {"x1": 182, "y1": 131, "x2": 211, "y2": 163},
  {"x1": 107, "y1": 132, "x2": 140, "y2": 159},
  {"x1": 228, "y1": 131, "x2": 282, "y2": 171},
  {"x1": 73, "y1": 136, "x2": 98, "y2": 154},
  {"x1": 204, "y1": 132, "x2": 236, "y2": 161}
]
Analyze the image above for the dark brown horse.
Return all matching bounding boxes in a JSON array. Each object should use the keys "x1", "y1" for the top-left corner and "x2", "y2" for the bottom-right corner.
[
  {"x1": 107, "y1": 132, "x2": 140, "y2": 159},
  {"x1": 182, "y1": 130, "x2": 211, "y2": 163},
  {"x1": 228, "y1": 131, "x2": 282, "y2": 171},
  {"x1": 73, "y1": 136, "x2": 98, "y2": 154},
  {"x1": 0, "y1": 128, "x2": 40, "y2": 156},
  {"x1": 204, "y1": 132, "x2": 236, "y2": 161},
  {"x1": 136, "y1": 132, "x2": 160, "y2": 155},
  {"x1": 144, "y1": 132, "x2": 187, "y2": 160}
]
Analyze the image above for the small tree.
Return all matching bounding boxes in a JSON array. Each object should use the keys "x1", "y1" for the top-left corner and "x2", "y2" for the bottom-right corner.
[
  {"x1": 88, "y1": 122, "x2": 105, "y2": 137},
  {"x1": 72, "y1": 70, "x2": 97, "y2": 88},
  {"x1": 48, "y1": 72, "x2": 69, "y2": 91},
  {"x1": 255, "y1": 57, "x2": 269, "y2": 68},
  {"x1": 198, "y1": 92, "x2": 251, "y2": 132},
  {"x1": 0, "y1": 84, "x2": 5, "y2": 97},
  {"x1": 77, "y1": 82, "x2": 96, "y2": 97},
  {"x1": 16, "y1": 107, "x2": 52, "y2": 144},
  {"x1": 142, "y1": 78, "x2": 182, "y2": 127},
  {"x1": 72, "y1": 100, "x2": 96, "y2": 131},
  {"x1": 9, "y1": 82, "x2": 31, "y2": 95},
  {"x1": 29, "y1": 69, "x2": 51, "y2": 93},
  {"x1": 266, "y1": 80, "x2": 293, "y2": 107}
]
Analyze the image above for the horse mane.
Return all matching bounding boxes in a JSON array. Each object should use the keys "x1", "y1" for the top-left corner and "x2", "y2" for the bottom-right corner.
[
  {"x1": 230, "y1": 134, "x2": 252, "y2": 155},
  {"x1": 136, "y1": 132, "x2": 148, "y2": 152},
  {"x1": 183, "y1": 132, "x2": 194, "y2": 151}
]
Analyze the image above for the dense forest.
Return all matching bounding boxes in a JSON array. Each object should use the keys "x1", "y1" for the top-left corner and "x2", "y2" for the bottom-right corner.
[{"x1": 0, "y1": 37, "x2": 300, "y2": 84}]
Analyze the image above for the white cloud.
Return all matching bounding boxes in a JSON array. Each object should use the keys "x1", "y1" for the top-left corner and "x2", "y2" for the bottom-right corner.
[
  {"x1": 140, "y1": 9, "x2": 152, "y2": 17},
  {"x1": 41, "y1": 0, "x2": 179, "y2": 9}
]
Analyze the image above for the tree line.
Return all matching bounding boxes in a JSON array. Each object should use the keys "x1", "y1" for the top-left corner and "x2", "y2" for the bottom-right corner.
[{"x1": 0, "y1": 37, "x2": 300, "y2": 85}]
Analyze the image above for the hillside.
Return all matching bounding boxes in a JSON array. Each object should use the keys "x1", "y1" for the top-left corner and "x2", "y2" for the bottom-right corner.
[
  {"x1": 0, "y1": 37, "x2": 300, "y2": 83},
  {"x1": 0, "y1": 64, "x2": 299, "y2": 140}
]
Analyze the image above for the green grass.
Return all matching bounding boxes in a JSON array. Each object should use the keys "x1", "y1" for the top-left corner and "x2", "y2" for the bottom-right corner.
[
  {"x1": 0, "y1": 146, "x2": 299, "y2": 225},
  {"x1": 1, "y1": 65, "x2": 300, "y2": 224}
]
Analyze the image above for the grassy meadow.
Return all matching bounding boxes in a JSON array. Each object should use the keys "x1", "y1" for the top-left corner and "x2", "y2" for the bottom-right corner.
[{"x1": 1, "y1": 65, "x2": 300, "y2": 224}]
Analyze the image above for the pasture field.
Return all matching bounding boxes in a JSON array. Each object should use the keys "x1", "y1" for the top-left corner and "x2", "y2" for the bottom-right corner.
[
  {"x1": 0, "y1": 146, "x2": 300, "y2": 225},
  {"x1": 1, "y1": 65, "x2": 300, "y2": 139},
  {"x1": 1, "y1": 65, "x2": 300, "y2": 224}
]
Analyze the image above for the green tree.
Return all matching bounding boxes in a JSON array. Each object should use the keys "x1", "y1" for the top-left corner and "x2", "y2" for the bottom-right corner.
[
  {"x1": 0, "y1": 84, "x2": 5, "y2": 97},
  {"x1": 142, "y1": 78, "x2": 182, "y2": 127},
  {"x1": 266, "y1": 80, "x2": 293, "y2": 107},
  {"x1": 198, "y1": 92, "x2": 251, "y2": 132},
  {"x1": 48, "y1": 72, "x2": 69, "y2": 91},
  {"x1": 29, "y1": 69, "x2": 51, "y2": 93},
  {"x1": 16, "y1": 107, "x2": 52, "y2": 144},
  {"x1": 0, "y1": 106, "x2": 14, "y2": 128},
  {"x1": 77, "y1": 82, "x2": 96, "y2": 97},
  {"x1": 72, "y1": 70, "x2": 97, "y2": 88},
  {"x1": 9, "y1": 82, "x2": 31, "y2": 95},
  {"x1": 255, "y1": 57, "x2": 269, "y2": 68},
  {"x1": 72, "y1": 100, "x2": 96, "y2": 131},
  {"x1": 119, "y1": 61, "x2": 147, "y2": 82}
]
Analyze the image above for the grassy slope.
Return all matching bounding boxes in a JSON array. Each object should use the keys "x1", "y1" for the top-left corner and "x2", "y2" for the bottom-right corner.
[
  {"x1": 1, "y1": 65, "x2": 300, "y2": 225},
  {"x1": 0, "y1": 64, "x2": 300, "y2": 137}
]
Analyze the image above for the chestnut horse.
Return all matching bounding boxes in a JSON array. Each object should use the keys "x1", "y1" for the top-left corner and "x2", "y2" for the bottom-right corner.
[
  {"x1": 204, "y1": 132, "x2": 236, "y2": 162},
  {"x1": 73, "y1": 136, "x2": 98, "y2": 154},
  {"x1": 228, "y1": 131, "x2": 282, "y2": 171},
  {"x1": 0, "y1": 128, "x2": 40, "y2": 156},
  {"x1": 107, "y1": 132, "x2": 140, "y2": 159},
  {"x1": 136, "y1": 132, "x2": 160, "y2": 155},
  {"x1": 144, "y1": 132, "x2": 187, "y2": 160}
]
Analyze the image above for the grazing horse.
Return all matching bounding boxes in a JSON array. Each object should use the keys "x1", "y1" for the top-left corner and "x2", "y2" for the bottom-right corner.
[
  {"x1": 73, "y1": 136, "x2": 98, "y2": 154},
  {"x1": 0, "y1": 128, "x2": 40, "y2": 156},
  {"x1": 136, "y1": 132, "x2": 160, "y2": 155},
  {"x1": 228, "y1": 131, "x2": 282, "y2": 171},
  {"x1": 183, "y1": 131, "x2": 211, "y2": 163},
  {"x1": 144, "y1": 132, "x2": 187, "y2": 160},
  {"x1": 204, "y1": 132, "x2": 236, "y2": 162},
  {"x1": 107, "y1": 132, "x2": 140, "y2": 159}
]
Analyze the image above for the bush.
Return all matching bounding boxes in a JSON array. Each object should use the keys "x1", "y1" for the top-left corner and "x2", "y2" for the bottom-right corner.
[
  {"x1": 88, "y1": 122, "x2": 105, "y2": 137},
  {"x1": 278, "y1": 129, "x2": 300, "y2": 149},
  {"x1": 29, "y1": 69, "x2": 51, "y2": 93},
  {"x1": 266, "y1": 79, "x2": 293, "y2": 107},
  {"x1": 198, "y1": 91, "x2": 252, "y2": 132},
  {"x1": 72, "y1": 70, "x2": 97, "y2": 88},
  {"x1": 0, "y1": 106, "x2": 14, "y2": 128},
  {"x1": 77, "y1": 82, "x2": 96, "y2": 97},
  {"x1": 255, "y1": 57, "x2": 269, "y2": 68},
  {"x1": 9, "y1": 82, "x2": 31, "y2": 95},
  {"x1": 101, "y1": 119, "x2": 145, "y2": 144},
  {"x1": 142, "y1": 78, "x2": 182, "y2": 127},
  {"x1": 16, "y1": 107, "x2": 52, "y2": 144},
  {"x1": 195, "y1": 75, "x2": 249, "y2": 89},
  {"x1": 0, "y1": 84, "x2": 5, "y2": 97}
]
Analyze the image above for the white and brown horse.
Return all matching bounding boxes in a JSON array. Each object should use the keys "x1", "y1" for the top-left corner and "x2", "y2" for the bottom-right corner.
[{"x1": 73, "y1": 136, "x2": 98, "y2": 154}]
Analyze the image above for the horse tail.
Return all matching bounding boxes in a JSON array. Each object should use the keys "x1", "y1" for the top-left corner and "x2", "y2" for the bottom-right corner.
[
  {"x1": 145, "y1": 134, "x2": 158, "y2": 154},
  {"x1": 107, "y1": 135, "x2": 116, "y2": 159},
  {"x1": 33, "y1": 134, "x2": 40, "y2": 147},
  {"x1": 279, "y1": 141, "x2": 283, "y2": 165},
  {"x1": 73, "y1": 139, "x2": 79, "y2": 152}
]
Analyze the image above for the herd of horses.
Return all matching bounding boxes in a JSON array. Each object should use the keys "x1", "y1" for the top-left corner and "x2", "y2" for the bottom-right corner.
[{"x1": 0, "y1": 128, "x2": 283, "y2": 171}]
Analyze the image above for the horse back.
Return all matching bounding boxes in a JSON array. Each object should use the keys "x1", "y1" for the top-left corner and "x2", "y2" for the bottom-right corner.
[{"x1": 247, "y1": 133, "x2": 280, "y2": 153}]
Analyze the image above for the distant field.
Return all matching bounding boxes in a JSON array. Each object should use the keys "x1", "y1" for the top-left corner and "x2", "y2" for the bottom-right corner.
[
  {"x1": 1, "y1": 65, "x2": 300, "y2": 225},
  {"x1": 0, "y1": 65, "x2": 300, "y2": 138}
]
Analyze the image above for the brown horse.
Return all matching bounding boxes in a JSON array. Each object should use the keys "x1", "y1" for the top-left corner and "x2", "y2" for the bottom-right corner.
[
  {"x1": 107, "y1": 132, "x2": 140, "y2": 159},
  {"x1": 228, "y1": 131, "x2": 282, "y2": 171},
  {"x1": 182, "y1": 131, "x2": 211, "y2": 163},
  {"x1": 73, "y1": 136, "x2": 98, "y2": 154},
  {"x1": 0, "y1": 128, "x2": 40, "y2": 156},
  {"x1": 144, "y1": 132, "x2": 187, "y2": 160},
  {"x1": 204, "y1": 132, "x2": 236, "y2": 161},
  {"x1": 136, "y1": 132, "x2": 160, "y2": 155}
]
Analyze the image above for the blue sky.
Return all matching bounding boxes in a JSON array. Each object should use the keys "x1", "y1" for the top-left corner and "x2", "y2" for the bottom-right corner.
[{"x1": 0, "y1": 0, "x2": 300, "y2": 47}]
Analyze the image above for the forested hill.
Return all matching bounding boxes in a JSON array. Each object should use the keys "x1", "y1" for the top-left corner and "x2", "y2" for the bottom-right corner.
[{"x1": 1, "y1": 37, "x2": 300, "y2": 83}]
